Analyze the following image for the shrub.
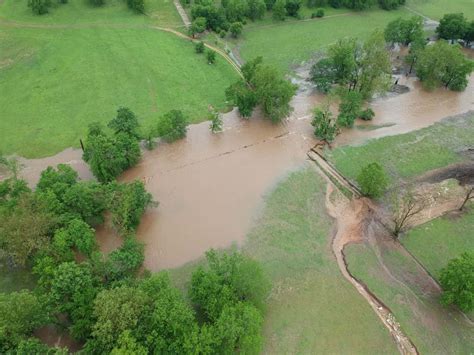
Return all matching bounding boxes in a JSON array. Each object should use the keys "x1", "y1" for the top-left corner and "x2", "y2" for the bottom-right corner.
[
  {"x1": 195, "y1": 41, "x2": 205, "y2": 53},
  {"x1": 219, "y1": 29, "x2": 227, "y2": 38},
  {"x1": 28, "y1": 0, "x2": 51, "y2": 15},
  {"x1": 229, "y1": 22, "x2": 243, "y2": 38},
  {"x1": 359, "y1": 108, "x2": 375, "y2": 121},
  {"x1": 314, "y1": 8, "x2": 324, "y2": 17},
  {"x1": 157, "y1": 110, "x2": 188, "y2": 142},
  {"x1": 206, "y1": 49, "x2": 217, "y2": 64}
]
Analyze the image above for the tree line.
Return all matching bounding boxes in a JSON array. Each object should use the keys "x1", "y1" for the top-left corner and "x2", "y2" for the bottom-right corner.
[
  {"x1": 186, "y1": 0, "x2": 405, "y2": 39},
  {"x1": 28, "y1": 0, "x2": 144, "y2": 16}
]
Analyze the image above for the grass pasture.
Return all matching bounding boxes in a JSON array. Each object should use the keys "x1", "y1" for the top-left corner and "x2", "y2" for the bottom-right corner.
[
  {"x1": 0, "y1": 0, "x2": 183, "y2": 27},
  {"x1": 401, "y1": 207, "x2": 474, "y2": 280},
  {"x1": 238, "y1": 8, "x2": 410, "y2": 71},
  {"x1": 325, "y1": 113, "x2": 474, "y2": 185},
  {"x1": 406, "y1": 0, "x2": 474, "y2": 20},
  {"x1": 0, "y1": 11, "x2": 239, "y2": 157},
  {"x1": 242, "y1": 166, "x2": 397, "y2": 354},
  {"x1": 346, "y1": 239, "x2": 474, "y2": 353}
]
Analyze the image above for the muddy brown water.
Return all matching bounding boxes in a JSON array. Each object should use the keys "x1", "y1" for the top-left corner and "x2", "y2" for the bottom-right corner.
[{"x1": 10, "y1": 74, "x2": 474, "y2": 271}]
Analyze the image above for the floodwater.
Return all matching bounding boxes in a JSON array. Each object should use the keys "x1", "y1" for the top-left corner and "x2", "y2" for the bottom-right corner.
[{"x1": 11, "y1": 73, "x2": 474, "y2": 271}]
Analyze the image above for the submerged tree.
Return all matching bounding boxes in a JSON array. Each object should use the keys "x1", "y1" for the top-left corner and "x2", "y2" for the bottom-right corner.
[
  {"x1": 436, "y1": 13, "x2": 469, "y2": 42},
  {"x1": 311, "y1": 106, "x2": 338, "y2": 142},
  {"x1": 209, "y1": 109, "x2": 223, "y2": 133},
  {"x1": 156, "y1": 110, "x2": 188, "y2": 142},
  {"x1": 415, "y1": 41, "x2": 474, "y2": 91}
]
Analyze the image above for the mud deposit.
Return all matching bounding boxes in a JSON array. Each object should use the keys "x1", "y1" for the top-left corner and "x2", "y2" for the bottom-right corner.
[{"x1": 9, "y1": 74, "x2": 474, "y2": 271}]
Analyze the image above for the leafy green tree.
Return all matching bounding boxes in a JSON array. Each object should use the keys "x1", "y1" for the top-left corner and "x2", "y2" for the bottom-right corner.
[
  {"x1": 247, "y1": 0, "x2": 266, "y2": 20},
  {"x1": 0, "y1": 177, "x2": 30, "y2": 212},
  {"x1": 195, "y1": 41, "x2": 205, "y2": 53},
  {"x1": 285, "y1": 0, "x2": 301, "y2": 17},
  {"x1": 252, "y1": 64, "x2": 297, "y2": 122},
  {"x1": 225, "y1": 81, "x2": 258, "y2": 118},
  {"x1": 357, "y1": 162, "x2": 389, "y2": 198},
  {"x1": 87, "y1": 286, "x2": 150, "y2": 353},
  {"x1": 384, "y1": 16, "x2": 424, "y2": 45},
  {"x1": 83, "y1": 124, "x2": 128, "y2": 183},
  {"x1": 327, "y1": 37, "x2": 358, "y2": 87},
  {"x1": 107, "y1": 180, "x2": 154, "y2": 234},
  {"x1": 436, "y1": 13, "x2": 469, "y2": 42},
  {"x1": 344, "y1": 0, "x2": 375, "y2": 10},
  {"x1": 28, "y1": 0, "x2": 51, "y2": 14},
  {"x1": 223, "y1": 0, "x2": 248, "y2": 22},
  {"x1": 62, "y1": 181, "x2": 106, "y2": 226},
  {"x1": 463, "y1": 20, "x2": 474, "y2": 46},
  {"x1": 90, "y1": 0, "x2": 105, "y2": 6},
  {"x1": 415, "y1": 40, "x2": 474, "y2": 91},
  {"x1": 190, "y1": 249, "x2": 270, "y2": 321},
  {"x1": 190, "y1": 17, "x2": 207, "y2": 37},
  {"x1": 337, "y1": 90, "x2": 363, "y2": 127},
  {"x1": 157, "y1": 110, "x2": 188, "y2": 142},
  {"x1": 0, "y1": 194, "x2": 56, "y2": 266},
  {"x1": 206, "y1": 49, "x2": 217, "y2": 64},
  {"x1": 111, "y1": 330, "x2": 147, "y2": 355},
  {"x1": 52, "y1": 218, "x2": 97, "y2": 259},
  {"x1": 209, "y1": 109, "x2": 223, "y2": 133},
  {"x1": 229, "y1": 21, "x2": 243, "y2": 38},
  {"x1": 115, "y1": 132, "x2": 141, "y2": 169},
  {"x1": 210, "y1": 302, "x2": 264, "y2": 354},
  {"x1": 48, "y1": 262, "x2": 99, "y2": 340},
  {"x1": 439, "y1": 252, "x2": 474, "y2": 312},
  {"x1": 378, "y1": 0, "x2": 405, "y2": 10},
  {"x1": 310, "y1": 57, "x2": 336, "y2": 93},
  {"x1": 138, "y1": 273, "x2": 199, "y2": 353},
  {"x1": 312, "y1": 106, "x2": 338, "y2": 142},
  {"x1": 15, "y1": 338, "x2": 68, "y2": 354},
  {"x1": 272, "y1": 0, "x2": 286, "y2": 20},
  {"x1": 108, "y1": 107, "x2": 140, "y2": 140},
  {"x1": 405, "y1": 35, "x2": 426, "y2": 74},
  {"x1": 265, "y1": 0, "x2": 276, "y2": 10},
  {"x1": 191, "y1": 3, "x2": 226, "y2": 31},
  {"x1": 127, "y1": 0, "x2": 144, "y2": 12},
  {"x1": 0, "y1": 291, "x2": 46, "y2": 352},
  {"x1": 106, "y1": 237, "x2": 145, "y2": 282},
  {"x1": 37, "y1": 164, "x2": 78, "y2": 197}
]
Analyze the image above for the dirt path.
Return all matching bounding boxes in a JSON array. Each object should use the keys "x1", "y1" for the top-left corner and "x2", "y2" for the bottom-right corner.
[{"x1": 173, "y1": 0, "x2": 191, "y2": 28}]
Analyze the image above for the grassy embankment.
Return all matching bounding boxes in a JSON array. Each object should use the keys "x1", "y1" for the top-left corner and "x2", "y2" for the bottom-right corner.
[
  {"x1": 0, "y1": 0, "x2": 239, "y2": 158},
  {"x1": 172, "y1": 167, "x2": 398, "y2": 354},
  {"x1": 325, "y1": 113, "x2": 474, "y2": 184},
  {"x1": 327, "y1": 115, "x2": 474, "y2": 352}
]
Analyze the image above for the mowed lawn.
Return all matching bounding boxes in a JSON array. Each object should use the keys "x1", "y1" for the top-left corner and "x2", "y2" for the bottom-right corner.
[
  {"x1": 243, "y1": 167, "x2": 397, "y2": 354},
  {"x1": 406, "y1": 0, "x2": 474, "y2": 20},
  {"x1": 239, "y1": 8, "x2": 410, "y2": 71},
  {"x1": 0, "y1": 26, "x2": 238, "y2": 157},
  {"x1": 402, "y1": 207, "x2": 474, "y2": 279},
  {"x1": 325, "y1": 114, "x2": 474, "y2": 185},
  {"x1": 0, "y1": 0, "x2": 183, "y2": 27},
  {"x1": 346, "y1": 241, "x2": 474, "y2": 353}
]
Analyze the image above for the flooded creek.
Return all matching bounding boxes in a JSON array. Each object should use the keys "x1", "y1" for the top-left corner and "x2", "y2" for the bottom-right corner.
[{"x1": 11, "y1": 74, "x2": 474, "y2": 271}]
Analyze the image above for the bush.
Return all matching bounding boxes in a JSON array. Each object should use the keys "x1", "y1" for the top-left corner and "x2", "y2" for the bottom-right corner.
[
  {"x1": 229, "y1": 22, "x2": 243, "y2": 38},
  {"x1": 311, "y1": 106, "x2": 338, "y2": 142},
  {"x1": 195, "y1": 41, "x2": 205, "y2": 54},
  {"x1": 359, "y1": 108, "x2": 375, "y2": 121},
  {"x1": 127, "y1": 0, "x2": 144, "y2": 13},
  {"x1": 337, "y1": 91, "x2": 363, "y2": 127},
  {"x1": 206, "y1": 49, "x2": 217, "y2": 64},
  {"x1": 157, "y1": 110, "x2": 188, "y2": 142},
  {"x1": 314, "y1": 8, "x2": 324, "y2": 17},
  {"x1": 219, "y1": 29, "x2": 227, "y2": 38},
  {"x1": 28, "y1": 0, "x2": 51, "y2": 15},
  {"x1": 90, "y1": 0, "x2": 105, "y2": 6},
  {"x1": 357, "y1": 162, "x2": 389, "y2": 198}
]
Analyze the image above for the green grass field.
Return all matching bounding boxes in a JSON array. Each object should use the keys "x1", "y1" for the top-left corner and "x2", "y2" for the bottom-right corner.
[
  {"x1": 0, "y1": 0, "x2": 183, "y2": 26},
  {"x1": 238, "y1": 8, "x2": 410, "y2": 71},
  {"x1": 346, "y1": 240, "x2": 474, "y2": 353},
  {"x1": 241, "y1": 166, "x2": 397, "y2": 353},
  {"x1": 325, "y1": 114, "x2": 474, "y2": 185},
  {"x1": 402, "y1": 207, "x2": 474, "y2": 279},
  {"x1": 406, "y1": 0, "x2": 474, "y2": 20},
  {"x1": 0, "y1": 0, "x2": 239, "y2": 158}
]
